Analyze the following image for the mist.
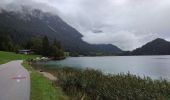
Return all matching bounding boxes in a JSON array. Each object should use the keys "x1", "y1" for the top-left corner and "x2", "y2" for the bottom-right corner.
[{"x1": 0, "y1": 0, "x2": 170, "y2": 50}]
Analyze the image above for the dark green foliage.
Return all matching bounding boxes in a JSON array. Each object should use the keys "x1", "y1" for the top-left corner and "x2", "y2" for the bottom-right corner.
[
  {"x1": 0, "y1": 33, "x2": 63, "y2": 58},
  {"x1": 25, "y1": 37, "x2": 43, "y2": 54},
  {"x1": 49, "y1": 39, "x2": 64, "y2": 59},
  {"x1": 32, "y1": 64, "x2": 170, "y2": 100},
  {"x1": 42, "y1": 36, "x2": 50, "y2": 56},
  {"x1": 0, "y1": 33, "x2": 14, "y2": 51},
  {"x1": 53, "y1": 39, "x2": 62, "y2": 50},
  {"x1": 24, "y1": 36, "x2": 64, "y2": 59}
]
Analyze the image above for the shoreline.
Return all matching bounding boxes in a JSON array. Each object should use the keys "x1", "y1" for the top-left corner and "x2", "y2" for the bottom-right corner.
[
  {"x1": 38, "y1": 70, "x2": 57, "y2": 81},
  {"x1": 31, "y1": 61, "x2": 170, "y2": 99}
]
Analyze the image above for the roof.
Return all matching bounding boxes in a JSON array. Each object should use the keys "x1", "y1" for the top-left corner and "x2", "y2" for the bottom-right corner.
[{"x1": 18, "y1": 50, "x2": 32, "y2": 52}]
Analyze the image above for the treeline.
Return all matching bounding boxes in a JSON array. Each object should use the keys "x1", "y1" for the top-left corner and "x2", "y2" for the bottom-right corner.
[
  {"x1": 0, "y1": 33, "x2": 16, "y2": 51},
  {"x1": 25, "y1": 36, "x2": 64, "y2": 59},
  {"x1": 0, "y1": 33, "x2": 64, "y2": 59},
  {"x1": 32, "y1": 64, "x2": 170, "y2": 100}
]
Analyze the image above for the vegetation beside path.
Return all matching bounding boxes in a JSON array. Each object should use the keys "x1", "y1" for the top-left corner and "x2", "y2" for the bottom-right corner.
[
  {"x1": 33, "y1": 64, "x2": 170, "y2": 100},
  {"x1": 0, "y1": 51, "x2": 38, "y2": 64},
  {"x1": 0, "y1": 51, "x2": 68, "y2": 100},
  {"x1": 1, "y1": 51, "x2": 170, "y2": 99},
  {"x1": 23, "y1": 62, "x2": 68, "y2": 100}
]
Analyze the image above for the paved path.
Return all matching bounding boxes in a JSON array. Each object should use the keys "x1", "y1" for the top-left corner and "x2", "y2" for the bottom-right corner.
[{"x1": 0, "y1": 60, "x2": 30, "y2": 100}]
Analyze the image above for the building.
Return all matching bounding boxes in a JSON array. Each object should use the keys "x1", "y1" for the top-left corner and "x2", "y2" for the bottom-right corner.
[{"x1": 17, "y1": 50, "x2": 34, "y2": 54}]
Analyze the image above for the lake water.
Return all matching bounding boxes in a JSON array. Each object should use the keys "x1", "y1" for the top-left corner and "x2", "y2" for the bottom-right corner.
[{"x1": 45, "y1": 56, "x2": 170, "y2": 80}]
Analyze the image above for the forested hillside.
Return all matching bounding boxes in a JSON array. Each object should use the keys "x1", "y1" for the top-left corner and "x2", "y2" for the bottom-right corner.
[
  {"x1": 121, "y1": 38, "x2": 170, "y2": 55},
  {"x1": 0, "y1": 8, "x2": 122, "y2": 56}
]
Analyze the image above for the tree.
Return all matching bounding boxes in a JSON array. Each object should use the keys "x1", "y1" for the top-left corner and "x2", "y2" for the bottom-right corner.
[
  {"x1": 25, "y1": 37, "x2": 43, "y2": 54},
  {"x1": 53, "y1": 38, "x2": 62, "y2": 49},
  {"x1": 25, "y1": 40, "x2": 33, "y2": 49},
  {"x1": 42, "y1": 36, "x2": 50, "y2": 56},
  {"x1": 49, "y1": 39, "x2": 64, "y2": 59},
  {"x1": 23, "y1": 36, "x2": 64, "y2": 59},
  {"x1": 0, "y1": 34, "x2": 14, "y2": 51},
  {"x1": 50, "y1": 45, "x2": 60, "y2": 58}
]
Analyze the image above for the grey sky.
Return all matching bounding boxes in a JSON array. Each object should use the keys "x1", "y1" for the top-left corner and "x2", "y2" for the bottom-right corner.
[{"x1": 0, "y1": 0, "x2": 170, "y2": 50}]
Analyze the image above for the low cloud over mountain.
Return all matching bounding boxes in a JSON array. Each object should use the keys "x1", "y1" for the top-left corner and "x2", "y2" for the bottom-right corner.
[{"x1": 1, "y1": 0, "x2": 170, "y2": 50}]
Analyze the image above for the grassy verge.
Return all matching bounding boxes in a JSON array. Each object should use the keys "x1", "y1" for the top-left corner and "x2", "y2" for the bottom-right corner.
[
  {"x1": 0, "y1": 51, "x2": 68, "y2": 99},
  {"x1": 0, "y1": 51, "x2": 39, "y2": 64},
  {"x1": 23, "y1": 62, "x2": 68, "y2": 100}
]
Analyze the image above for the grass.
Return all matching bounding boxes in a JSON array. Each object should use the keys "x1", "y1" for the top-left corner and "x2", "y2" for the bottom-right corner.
[
  {"x1": 0, "y1": 51, "x2": 68, "y2": 100},
  {"x1": 23, "y1": 62, "x2": 68, "y2": 100},
  {"x1": 0, "y1": 51, "x2": 39, "y2": 64},
  {"x1": 32, "y1": 64, "x2": 170, "y2": 100}
]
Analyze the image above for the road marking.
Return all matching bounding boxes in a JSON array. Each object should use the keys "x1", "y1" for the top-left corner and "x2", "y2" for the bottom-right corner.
[
  {"x1": 17, "y1": 79, "x2": 20, "y2": 83},
  {"x1": 12, "y1": 75, "x2": 26, "y2": 82}
]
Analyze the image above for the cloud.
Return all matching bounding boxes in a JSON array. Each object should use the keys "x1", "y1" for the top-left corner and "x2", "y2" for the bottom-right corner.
[
  {"x1": 0, "y1": 0, "x2": 59, "y2": 13},
  {"x1": 82, "y1": 30, "x2": 158, "y2": 50},
  {"x1": 0, "y1": 0, "x2": 170, "y2": 50}
]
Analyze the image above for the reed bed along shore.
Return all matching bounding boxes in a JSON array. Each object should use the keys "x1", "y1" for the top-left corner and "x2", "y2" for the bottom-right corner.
[{"x1": 32, "y1": 63, "x2": 170, "y2": 100}]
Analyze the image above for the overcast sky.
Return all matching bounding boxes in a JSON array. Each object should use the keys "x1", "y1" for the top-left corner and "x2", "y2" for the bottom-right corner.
[{"x1": 1, "y1": 0, "x2": 170, "y2": 50}]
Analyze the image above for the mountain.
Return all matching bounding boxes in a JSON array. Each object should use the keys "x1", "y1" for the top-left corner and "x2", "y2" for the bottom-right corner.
[
  {"x1": 122, "y1": 38, "x2": 170, "y2": 55},
  {"x1": 0, "y1": 8, "x2": 122, "y2": 56}
]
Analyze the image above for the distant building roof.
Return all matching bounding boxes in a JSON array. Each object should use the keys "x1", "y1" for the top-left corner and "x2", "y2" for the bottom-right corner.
[{"x1": 18, "y1": 50, "x2": 32, "y2": 52}]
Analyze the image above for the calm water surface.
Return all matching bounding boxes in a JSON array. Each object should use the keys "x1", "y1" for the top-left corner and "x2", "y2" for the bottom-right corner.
[{"x1": 46, "y1": 56, "x2": 170, "y2": 80}]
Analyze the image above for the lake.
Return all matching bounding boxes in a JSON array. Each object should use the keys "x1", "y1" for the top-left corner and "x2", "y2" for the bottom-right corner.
[{"x1": 45, "y1": 56, "x2": 170, "y2": 80}]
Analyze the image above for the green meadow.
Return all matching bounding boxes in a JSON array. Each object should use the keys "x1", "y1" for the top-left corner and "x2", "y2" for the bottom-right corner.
[{"x1": 0, "y1": 51, "x2": 38, "y2": 64}]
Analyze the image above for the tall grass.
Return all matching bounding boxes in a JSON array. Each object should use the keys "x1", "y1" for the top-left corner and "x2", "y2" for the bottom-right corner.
[
  {"x1": 32, "y1": 63, "x2": 170, "y2": 100},
  {"x1": 23, "y1": 62, "x2": 68, "y2": 100}
]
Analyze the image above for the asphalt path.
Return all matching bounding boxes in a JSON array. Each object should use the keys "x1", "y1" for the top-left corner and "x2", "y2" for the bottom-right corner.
[{"x1": 0, "y1": 60, "x2": 30, "y2": 100}]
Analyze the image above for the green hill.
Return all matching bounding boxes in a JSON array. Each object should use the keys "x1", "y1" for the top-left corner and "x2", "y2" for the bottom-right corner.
[
  {"x1": 131, "y1": 38, "x2": 170, "y2": 55},
  {"x1": 121, "y1": 38, "x2": 170, "y2": 55}
]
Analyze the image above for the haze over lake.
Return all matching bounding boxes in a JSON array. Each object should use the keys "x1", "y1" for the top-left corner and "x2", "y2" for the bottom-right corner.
[{"x1": 46, "y1": 56, "x2": 170, "y2": 80}]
